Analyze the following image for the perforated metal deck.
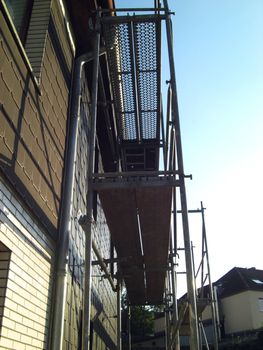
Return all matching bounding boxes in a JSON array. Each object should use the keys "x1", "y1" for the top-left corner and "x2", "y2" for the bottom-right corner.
[{"x1": 102, "y1": 15, "x2": 162, "y2": 171}]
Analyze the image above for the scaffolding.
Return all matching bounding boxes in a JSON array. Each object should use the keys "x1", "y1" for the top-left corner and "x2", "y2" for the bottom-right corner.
[
  {"x1": 166, "y1": 203, "x2": 220, "y2": 349},
  {"x1": 77, "y1": 1, "x2": 216, "y2": 349}
]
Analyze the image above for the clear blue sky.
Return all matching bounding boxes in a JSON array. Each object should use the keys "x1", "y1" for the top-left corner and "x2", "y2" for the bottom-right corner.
[
  {"x1": 172, "y1": 0, "x2": 263, "y2": 291},
  {"x1": 116, "y1": 0, "x2": 263, "y2": 294}
]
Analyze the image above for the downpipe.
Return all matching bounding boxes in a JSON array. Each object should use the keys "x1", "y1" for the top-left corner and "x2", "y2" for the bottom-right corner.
[{"x1": 50, "y1": 49, "x2": 100, "y2": 350}]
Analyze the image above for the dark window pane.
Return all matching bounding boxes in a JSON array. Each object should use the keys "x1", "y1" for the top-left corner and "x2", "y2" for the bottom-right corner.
[{"x1": 5, "y1": 0, "x2": 34, "y2": 43}]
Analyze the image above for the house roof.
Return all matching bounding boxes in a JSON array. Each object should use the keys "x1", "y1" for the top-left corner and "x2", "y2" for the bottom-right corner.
[{"x1": 215, "y1": 267, "x2": 263, "y2": 298}]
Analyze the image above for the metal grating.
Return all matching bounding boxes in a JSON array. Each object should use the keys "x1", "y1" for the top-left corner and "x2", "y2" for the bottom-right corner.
[
  {"x1": 103, "y1": 17, "x2": 161, "y2": 143},
  {"x1": 134, "y1": 21, "x2": 160, "y2": 140}
]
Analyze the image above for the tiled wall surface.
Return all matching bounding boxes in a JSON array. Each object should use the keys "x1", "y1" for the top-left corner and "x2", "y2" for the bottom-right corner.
[
  {"x1": 64, "y1": 75, "x2": 117, "y2": 350},
  {"x1": 0, "y1": 0, "x2": 73, "y2": 236},
  {"x1": 0, "y1": 177, "x2": 55, "y2": 350}
]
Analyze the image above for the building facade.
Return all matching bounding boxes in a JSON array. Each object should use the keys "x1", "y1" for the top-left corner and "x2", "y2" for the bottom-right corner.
[
  {"x1": 0, "y1": 0, "x2": 118, "y2": 349},
  {"x1": 200, "y1": 267, "x2": 263, "y2": 341},
  {"x1": 215, "y1": 267, "x2": 263, "y2": 336}
]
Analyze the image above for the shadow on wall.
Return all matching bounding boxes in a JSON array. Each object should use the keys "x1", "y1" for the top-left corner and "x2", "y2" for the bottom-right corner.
[
  {"x1": 0, "y1": 27, "x2": 68, "y2": 238},
  {"x1": 91, "y1": 288, "x2": 117, "y2": 350}
]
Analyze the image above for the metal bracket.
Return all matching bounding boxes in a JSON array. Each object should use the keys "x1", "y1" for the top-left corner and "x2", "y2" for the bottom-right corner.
[{"x1": 184, "y1": 174, "x2": 193, "y2": 180}]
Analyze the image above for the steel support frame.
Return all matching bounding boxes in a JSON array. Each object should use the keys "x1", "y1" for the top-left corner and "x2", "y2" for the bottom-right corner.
[
  {"x1": 80, "y1": 3, "x2": 205, "y2": 350},
  {"x1": 185, "y1": 203, "x2": 219, "y2": 350},
  {"x1": 163, "y1": 1, "x2": 200, "y2": 349}
]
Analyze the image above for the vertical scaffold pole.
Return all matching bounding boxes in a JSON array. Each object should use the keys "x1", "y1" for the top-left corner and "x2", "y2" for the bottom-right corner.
[
  {"x1": 117, "y1": 280, "x2": 122, "y2": 350},
  {"x1": 82, "y1": 20, "x2": 101, "y2": 350},
  {"x1": 201, "y1": 202, "x2": 219, "y2": 350},
  {"x1": 170, "y1": 207, "x2": 180, "y2": 349},
  {"x1": 127, "y1": 305, "x2": 132, "y2": 350},
  {"x1": 172, "y1": 179, "x2": 180, "y2": 350},
  {"x1": 164, "y1": 278, "x2": 171, "y2": 349},
  {"x1": 163, "y1": 1, "x2": 200, "y2": 349}
]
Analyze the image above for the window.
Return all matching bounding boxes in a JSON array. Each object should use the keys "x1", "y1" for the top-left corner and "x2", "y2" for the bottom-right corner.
[
  {"x1": 4, "y1": 0, "x2": 34, "y2": 43},
  {"x1": 259, "y1": 298, "x2": 263, "y2": 312},
  {"x1": 0, "y1": 242, "x2": 11, "y2": 332},
  {"x1": 252, "y1": 279, "x2": 263, "y2": 285}
]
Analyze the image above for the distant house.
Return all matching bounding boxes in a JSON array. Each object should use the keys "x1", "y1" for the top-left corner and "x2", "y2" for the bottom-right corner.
[
  {"x1": 214, "y1": 267, "x2": 263, "y2": 336},
  {"x1": 131, "y1": 267, "x2": 263, "y2": 349}
]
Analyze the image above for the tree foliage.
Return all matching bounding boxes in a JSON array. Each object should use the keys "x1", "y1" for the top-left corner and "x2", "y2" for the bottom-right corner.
[
  {"x1": 130, "y1": 305, "x2": 154, "y2": 337},
  {"x1": 122, "y1": 289, "x2": 163, "y2": 337}
]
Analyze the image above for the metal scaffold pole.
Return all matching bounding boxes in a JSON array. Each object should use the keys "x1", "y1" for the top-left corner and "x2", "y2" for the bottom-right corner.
[
  {"x1": 200, "y1": 202, "x2": 219, "y2": 350},
  {"x1": 117, "y1": 280, "x2": 122, "y2": 350},
  {"x1": 170, "y1": 261, "x2": 180, "y2": 350},
  {"x1": 82, "y1": 19, "x2": 101, "y2": 350},
  {"x1": 165, "y1": 277, "x2": 171, "y2": 348},
  {"x1": 127, "y1": 305, "x2": 132, "y2": 350},
  {"x1": 163, "y1": 1, "x2": 200, "y2": 349}
]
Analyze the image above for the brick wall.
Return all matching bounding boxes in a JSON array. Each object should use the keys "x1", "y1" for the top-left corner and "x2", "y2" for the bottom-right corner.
[{"x1": 0, "y1": 177, "x2": 55, "y2": 350}]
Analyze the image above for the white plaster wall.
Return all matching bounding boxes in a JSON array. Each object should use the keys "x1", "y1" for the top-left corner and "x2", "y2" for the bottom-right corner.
[{"x1": 221, "y1": 290, "x2": 263, "y2": 334}]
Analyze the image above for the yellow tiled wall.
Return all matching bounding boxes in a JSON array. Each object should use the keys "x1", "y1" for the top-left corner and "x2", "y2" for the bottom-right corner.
[{"x1": 0, "y1": 177, "x2": 55, "y2": 350}]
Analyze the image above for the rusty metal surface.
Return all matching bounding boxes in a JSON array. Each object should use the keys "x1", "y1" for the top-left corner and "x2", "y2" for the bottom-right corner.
[
  {"x1": 98, "y1": 186, "x2": 172, "y2": 305},
  {"x1": 98, "y1": 188, "x2": 146, "y2": 304},
  {"x1": 136, "y1": 187, "x2": 172, "y2": 304}
]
